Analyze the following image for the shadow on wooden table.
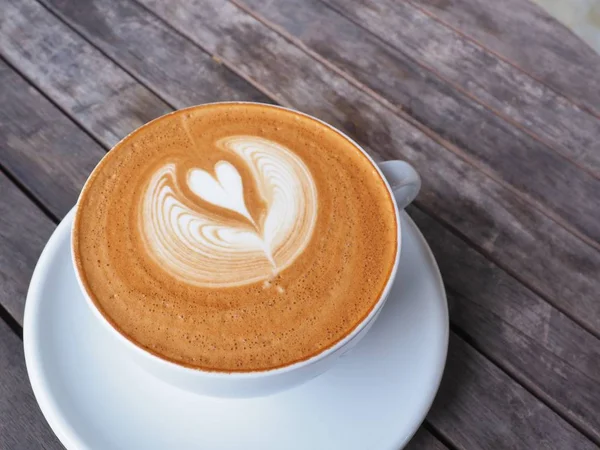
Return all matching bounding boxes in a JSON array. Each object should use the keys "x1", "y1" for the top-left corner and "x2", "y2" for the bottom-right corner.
[{"x1": 426, "y1": 330, "x2": 475, "y2": 417}]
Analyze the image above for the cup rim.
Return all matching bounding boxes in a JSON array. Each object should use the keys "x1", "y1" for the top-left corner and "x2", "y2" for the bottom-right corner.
[{"x1": 71, "y1": 101, "x2": 402, "y2": 378}]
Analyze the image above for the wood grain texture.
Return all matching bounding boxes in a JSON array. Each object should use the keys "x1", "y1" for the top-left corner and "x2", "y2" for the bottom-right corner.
[
  {"x1": 41, "y1": 0, "x2": 272, "y2": 107},
  {"x1": 410, "y1": 0, "x2": 600, "y2": 118},
  {"x1": 0, "y1": 0, "x2": 171, "y2": 148},
  {"x1": 430, "y1": 334, "x2": 596, "y2": 449},
  {"x1": 238, "y1": 0, "x2": 600, "y2": 248},
  {"x1": 405, "y1": 427, "x2": 449, "y2": 450},
  {"x1": 0, "y1": 319, "x2": 62, "y2": 449},
  {"x1": 0, "y1": 172, "x2": 54, "y2": 329},
  {"x1": 408, "y1": 205, "x2": 600, "y2": 442},
  {"x1": 139, "y1": 0, "x2": 600, "y2": 338},
  {"x1": 321, "y1": 0, "x2": 600, "y2": 176},
  {"x1": 0, "y1": 59, "x2": 104, "y2": 219}
]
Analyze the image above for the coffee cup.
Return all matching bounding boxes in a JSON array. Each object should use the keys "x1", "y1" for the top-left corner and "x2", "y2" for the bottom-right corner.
[{"x1": 72, "y1": 103, "x2": 421, "y2": 397}]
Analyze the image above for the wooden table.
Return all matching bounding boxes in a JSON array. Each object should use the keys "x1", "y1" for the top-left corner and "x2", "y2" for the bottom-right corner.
[{"x1": 1, "y1": 0, "x2": 599, "y2": 448}]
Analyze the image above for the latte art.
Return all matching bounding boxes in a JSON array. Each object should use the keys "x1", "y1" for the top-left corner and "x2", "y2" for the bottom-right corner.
[{"x1": 140, "y1": 136, "x2": 318, "y2": 287}]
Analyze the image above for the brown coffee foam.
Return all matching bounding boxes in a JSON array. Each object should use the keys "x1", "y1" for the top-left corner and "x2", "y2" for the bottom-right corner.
[{"x1": 73, "y1": 103, "x2": 397, "y2": 371}]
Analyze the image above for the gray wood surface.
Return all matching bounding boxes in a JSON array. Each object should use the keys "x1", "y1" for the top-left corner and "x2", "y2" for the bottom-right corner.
[
  {"x1": 41, "y1": 0, "x2": 272, "y2": 107},
  {"x1": 0, "y1": 0, "x2": 598, "y2": 448},
  {"x1": 0, "y1": 59, "x2": 103, "y2": 219},
  {"x1": 0, "y1": 0, "x2": 170, "y2": 147},
  {"x1": 0, "y1": 172, "x2": 55, "y2": 325},
  {"x1": 429, "y1": 334, "x2": 597, "y2": 449},
  {"x1": 410, "y1": 0, "x2": 600, "y2": 118},
  {"x1": 408, "y1": 205, "x2": 600, "y2": 442},
  {"x1": 322, "y1": 0, "x2": 600, "y2": 177},
  {"x1": 405, "y1": 428, "x2": 449, "y2": 450},
  {"x1": 0, "y1": 318, "x2": 61, "y2": 449}
]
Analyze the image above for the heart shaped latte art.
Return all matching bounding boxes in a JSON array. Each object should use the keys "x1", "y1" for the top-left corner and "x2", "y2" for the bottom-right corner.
[
  {"x1": 139, "y1": 136, "x2": 318, "y2": 287},
  {"x1": 187, "y1": 161, "x2": 254, "y2": 224}
]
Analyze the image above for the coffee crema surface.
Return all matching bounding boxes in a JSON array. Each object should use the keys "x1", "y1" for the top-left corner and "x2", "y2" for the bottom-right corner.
[{"x1": 73, "y1": 103, "x2": 397, "y2": 372}]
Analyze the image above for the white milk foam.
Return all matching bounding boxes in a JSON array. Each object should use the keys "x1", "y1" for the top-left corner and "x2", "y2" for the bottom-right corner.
[{"x1": 140, "y1": 136, "x2": 318, "y2": 287}]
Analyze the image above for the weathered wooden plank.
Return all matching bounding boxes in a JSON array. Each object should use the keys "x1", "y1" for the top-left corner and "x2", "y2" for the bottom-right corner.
[
  {"x1": 429, "y1": 334, "x2": 596, "y2": 449},
  {"x1": 0, "y1": 60, "x2": 104, "y2": 219},
  {"x1": 405, "y1": 428, "x2": 449, "y2": 450},
  {"x1": 0, "y1": 173, "x2": 55, "y2": 326},
  {"x1": 320, "y1": 0, "x2": 600, "y2": 176},
  {"x1": 408, "y1": 205, "x2": 600, "y2": 442},
  {"x1": 0, "y1": 0, "x2": 171, "y2": 148},
  {"x1": 410, "y1": 0, "x2": 600, "y2": 118},
  {"x1": 238, "y1": 0, "x2": 600, "y2": 249},
  {"x1": 41, "y1": 0, "x2": 272, "y2": 107},
  {"x1": 139, "y1": 0, "x2": 600, "y2": 339},
  {"x1": 0, "y1": 318, "x2": 62, "y2": 449}
]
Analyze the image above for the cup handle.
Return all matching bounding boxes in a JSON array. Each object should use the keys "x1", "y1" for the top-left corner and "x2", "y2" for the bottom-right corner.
[{"x1": 377, "y1": 160, "x2": 421, "y2": 210}]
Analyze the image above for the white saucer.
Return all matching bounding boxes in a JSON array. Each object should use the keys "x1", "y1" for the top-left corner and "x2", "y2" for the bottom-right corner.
[{"x1": 24, "y1": 209, "x2": 448, "y2": 450}]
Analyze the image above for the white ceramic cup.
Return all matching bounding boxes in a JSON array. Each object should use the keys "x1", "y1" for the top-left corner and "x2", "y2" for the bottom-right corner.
[{"x1": 72, "y1": 104, "x2": 421, "y2": 398}]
